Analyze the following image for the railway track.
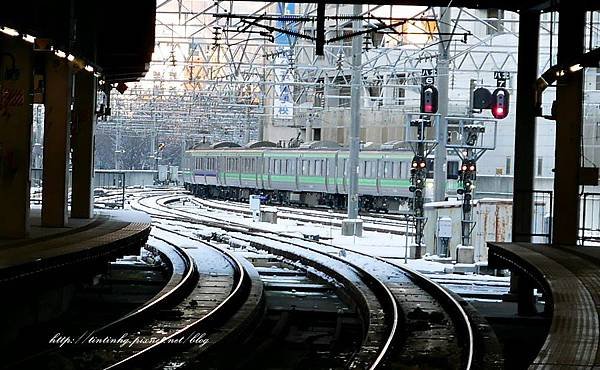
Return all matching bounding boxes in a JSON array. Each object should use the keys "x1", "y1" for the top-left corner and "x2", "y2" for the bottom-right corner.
[
  {"x1": 103, "y1": 228, "x2": 264, "y2": 370},
  {"x1": 9, "y1": 204, "x2": 265, "y2": 370},
  {"x1": 130, "y1": 191, "x2": 503, "y2": 369},
  {"x1": 6, "y1": 238, "x2": 196, "y2": 369},
  {"x1": 189, "y1": 196, "x2": 415, "y2": 236},
  {"x1": 132, "y1": 193, "x2": 399, "y2": 369}
]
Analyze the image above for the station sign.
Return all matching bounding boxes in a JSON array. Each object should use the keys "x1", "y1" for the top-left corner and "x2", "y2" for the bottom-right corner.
[
  {"x1": 421, "y1": 69, "x2": 436, "y2": 86},
  {"x1": 493, "y1": 71, "x2": 511, "y2": 87}
]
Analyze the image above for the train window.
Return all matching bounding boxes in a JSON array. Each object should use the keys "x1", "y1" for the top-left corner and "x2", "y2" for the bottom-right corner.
[
  {"x1": 343, "y1": 159, "x2": 348, "y2": 177},
  {"x1": 284, "y1": 159, "x2": 289, "y2": 174},
  {"x1": 365, "y1": 161, "x2": 372, "y2": 178},
  {"x1": 315, "y1": 160, "x2": 322, "y2": 176},
  {"x1": 426, "y1": 159, "x2": 433, "y2": 179},
  {"x1": 394, "y1": 162, "x2": 402, "y2": 179},
  {"x1": 447, "y1": 161, "x2": 459, "y2": 179}
]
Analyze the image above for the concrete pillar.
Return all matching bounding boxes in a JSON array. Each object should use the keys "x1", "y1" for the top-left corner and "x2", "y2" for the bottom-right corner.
[
  {"x1": 41, "y1": 56, "x2": 72, "y2": 227},
  {"x1": 512, "y1": 11, "x2": 540, "y2": 243},
  {"x1": 516, "y1": 273, "x2": 537, "y2": 316},
  {"x1": 0, "y1": 35, "x2": 34, "y2": 238},
  {"x1": 552, "y1": 5, "x2": 586, "y2": 246},
  {"x1": 70, "y1": 73, "x2": 96, "y2": 218}
]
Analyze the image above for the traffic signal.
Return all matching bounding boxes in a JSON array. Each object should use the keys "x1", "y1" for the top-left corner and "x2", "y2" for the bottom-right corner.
[
  {"x1": 460, "y1": 160, "x2": 477, "y2": 192},
  {"x1": 411, "y1": 156, "x2": 427, "y2": 171},
  {"x1": 491, "y1": 88, "x2": 509, "y2": 119},
  {"x1": 420, "y1": 85, "x2": 438, "y2": 114},
  {"x1": 473, "y1": 87, "x2": 492, "y2": 109}
]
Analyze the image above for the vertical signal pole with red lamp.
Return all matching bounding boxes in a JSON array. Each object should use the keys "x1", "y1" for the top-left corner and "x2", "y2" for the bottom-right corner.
[
  {"x1": 405, "y1": 85, "x2": 440, "y2": 259},
  {"x1": 445, "y1": 76, "x2": 507, "y2": 258}
]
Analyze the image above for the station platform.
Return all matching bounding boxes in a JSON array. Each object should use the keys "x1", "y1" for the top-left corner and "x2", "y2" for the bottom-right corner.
[
  {"x1": 488, "y1": 242, "x2": 600, "y2": 369},
  {"x1": 0, "y1": 209, "x2": 151, "y2": 286}
]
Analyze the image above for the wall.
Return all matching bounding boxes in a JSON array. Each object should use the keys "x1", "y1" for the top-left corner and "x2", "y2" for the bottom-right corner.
[{"x1": 423, "y1": 198, "x2": 513, "y2": 262}]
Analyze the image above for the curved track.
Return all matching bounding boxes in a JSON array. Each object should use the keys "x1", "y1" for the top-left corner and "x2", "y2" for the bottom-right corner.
[{"x1": 131, "y1": 190, "x2": 479, "y2": 369}]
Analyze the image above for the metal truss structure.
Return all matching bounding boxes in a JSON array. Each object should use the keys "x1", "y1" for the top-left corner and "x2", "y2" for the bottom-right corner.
[{"x1": 95, "y1": 1, "x2": 598, "y2": 158}]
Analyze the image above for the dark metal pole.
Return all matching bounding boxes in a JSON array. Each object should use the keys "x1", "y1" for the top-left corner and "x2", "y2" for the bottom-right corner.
[
  {"x1": 512, "y1": 10, "x2": 540, "y2": 243},
  {"x1": 552, "y1": 5, "x2": 585, "y2": 246}
]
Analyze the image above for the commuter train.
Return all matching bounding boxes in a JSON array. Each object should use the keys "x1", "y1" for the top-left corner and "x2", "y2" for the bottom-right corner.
[{"x1": 182, "y1": 142, "x2": 460, "y2": 212}]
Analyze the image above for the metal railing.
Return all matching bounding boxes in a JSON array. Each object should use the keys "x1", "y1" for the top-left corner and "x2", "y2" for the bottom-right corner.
[
  {"x1": 580, "y1": 192, "x2": 600, "y2": 246},
  {"x1": 513, "y1": 190, "x2": 553, "y2": 244}
]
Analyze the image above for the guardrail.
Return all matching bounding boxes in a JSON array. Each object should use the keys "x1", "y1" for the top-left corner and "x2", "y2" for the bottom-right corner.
[{"x1": 513, "y1": 190, "x2": 553, "y2": 244}]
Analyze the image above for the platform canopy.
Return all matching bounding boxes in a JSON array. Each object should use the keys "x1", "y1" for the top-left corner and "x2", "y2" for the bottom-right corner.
[
  {"x1": 1, "y1": 1, "x2": 155, "y2": 83},
  {"x1": 230, "y1": 0, "x2": 599, "y2": 11}
]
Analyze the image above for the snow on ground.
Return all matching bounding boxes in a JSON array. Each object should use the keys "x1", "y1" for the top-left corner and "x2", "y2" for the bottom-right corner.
[{"x1": 143, "y1": 196, "x2": 508, "y2": 282}]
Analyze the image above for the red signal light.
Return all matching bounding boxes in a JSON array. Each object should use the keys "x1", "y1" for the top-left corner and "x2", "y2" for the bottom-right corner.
[
  {"x1": 491, "y1": 88, "x2": 509, "y2": 119},
  {"x1": 420, "y1": 85, "x2": 438, "y2": 114}
]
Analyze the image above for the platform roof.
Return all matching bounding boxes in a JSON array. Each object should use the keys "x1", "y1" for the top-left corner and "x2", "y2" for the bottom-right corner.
[
  {"x1": 1, "y1": 1, "x2": 155, "y2": 83},
  {"x1": 1, "y1": 1, "x2": 597, "y2": 84}
]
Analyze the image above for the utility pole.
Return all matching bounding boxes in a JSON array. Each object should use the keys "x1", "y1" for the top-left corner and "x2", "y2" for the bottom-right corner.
[
  {"x1": 434, "y1": 6, "x2": 451, "y2": 202},
  {"x1": 342, "y1": 3, "x2": 363, "y2": 236}
]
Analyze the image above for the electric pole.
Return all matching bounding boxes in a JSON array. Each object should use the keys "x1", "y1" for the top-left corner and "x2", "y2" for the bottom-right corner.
[
  {"x1": 434, "y1": 7, "x2": 451, "y2": 202},
  {"x1": 342, "y1": 3, "x2": 363, "y2": 236}
]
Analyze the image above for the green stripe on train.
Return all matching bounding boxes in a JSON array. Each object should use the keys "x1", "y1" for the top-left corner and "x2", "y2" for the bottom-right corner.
[{"x1": 222, "y1": 172, "x2": 413, "y2": 188}]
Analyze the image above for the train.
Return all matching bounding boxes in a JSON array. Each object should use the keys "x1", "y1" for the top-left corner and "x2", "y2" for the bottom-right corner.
[{"x1": 182, "y1": 142, "x2": 460, "y2": 212}]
